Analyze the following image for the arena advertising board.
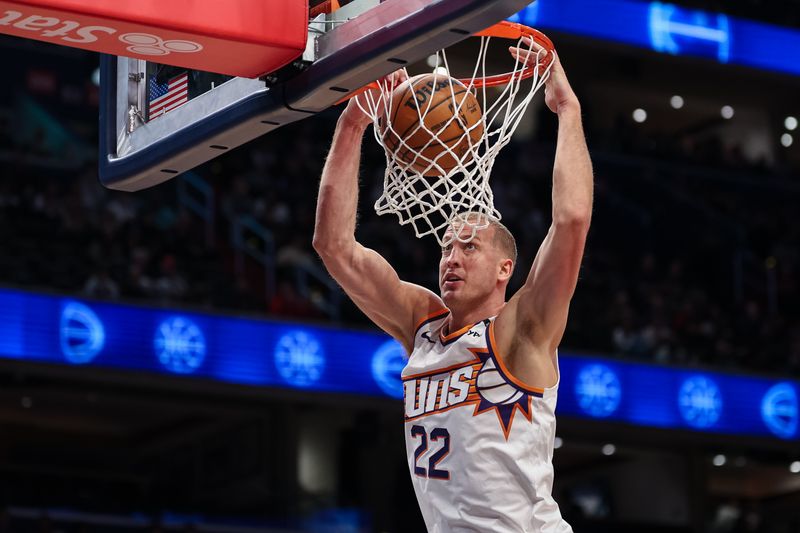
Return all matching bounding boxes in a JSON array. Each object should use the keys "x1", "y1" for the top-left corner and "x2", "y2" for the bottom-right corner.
[
  {"x1": 0, "y1": 288, "x2": 796, "y2": 441},
  {"x1": 512, "y1": 0, "x2": 800, "y2": 76}
]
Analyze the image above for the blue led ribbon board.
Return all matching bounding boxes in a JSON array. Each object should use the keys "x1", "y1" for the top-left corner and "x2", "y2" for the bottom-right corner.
[
  {"x1": 274, "y1": 330, "x2": 326, "y2": 387},
  {"x1": 761, "y1": 383, "x2": 799, "y2": 439},
  {"x1": 509, "y1": 0, "x2": 800, "y2": 77},
  {"x1": 557, "y1": 358, "x2": 799, "y2": 440},
  {"x1": 649, "y1": 2, "x2": 730, "y2": 63},
  {"x1": 0, "y1": 288, "x2": 797, "y2": 441},
  {"x1": 60, "y1": 302, "x2": 105, "y2": 364},
  {"x1": 678, "y1": 375, "x2": 723, "y2": 428},
  {"x1": 574, "y1": 364, "x2": 622, "y2": 418},
  {"x1": 371, "y1": 340, "x2": 406, "y2": 399},
  {"x1": 154, "y1": 316, "x2": 207, "y2": 374}
]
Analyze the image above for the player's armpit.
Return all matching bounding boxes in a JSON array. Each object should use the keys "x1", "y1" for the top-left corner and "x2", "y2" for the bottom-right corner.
[{"x1": 492, "y1": 218, "x2": 588, "y2": 387}]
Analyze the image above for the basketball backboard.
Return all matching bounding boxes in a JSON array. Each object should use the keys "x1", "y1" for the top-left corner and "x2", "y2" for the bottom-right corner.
[{"x1": 99, "y1": 0, "x2": 536, "y2": 191}]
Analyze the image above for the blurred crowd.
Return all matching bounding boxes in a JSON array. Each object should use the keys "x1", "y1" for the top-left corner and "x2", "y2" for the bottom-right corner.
[{"x1": 0, "y1": 102, "x2": 798, "y2": 378}]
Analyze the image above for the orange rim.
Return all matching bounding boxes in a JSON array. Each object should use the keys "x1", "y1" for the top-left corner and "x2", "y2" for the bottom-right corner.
[
  {"x1": 465, "y1": 21, "x2": 554, "y2": 88},
  {"x1": 339, "y1": 21, "x2": 553, "y2": 103}
]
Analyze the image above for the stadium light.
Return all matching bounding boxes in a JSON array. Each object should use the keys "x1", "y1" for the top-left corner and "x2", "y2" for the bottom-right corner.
[
  {"x1": 633, "y1": 108, "x2": 647, "y2": 123},
  {"x1": 785, "y1": 116, "x2": 798, "y2": 131},
  {"x1": 712, "y1": 454, "x2": 727, "y2": 466},
  {"x1": 670, "y1": 95, "x2": 684, "y2": 109},
  {"x1": 602, "y1": 443, "x2": 616, "y2": 456},
  {"x1": 790, "y1": 461, "x2": 800, "y2": 474},
  {"x1": 721, "y1": 106, "x2": 734, "y2": 119},
  {"x1": 781, "y1": 134, "x2": 794, "y2": 147}
]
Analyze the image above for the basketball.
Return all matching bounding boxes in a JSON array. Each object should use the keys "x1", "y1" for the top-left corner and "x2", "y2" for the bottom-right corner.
[{"x1": 382, "y1": 73, "x2": 484, "y2": 176}]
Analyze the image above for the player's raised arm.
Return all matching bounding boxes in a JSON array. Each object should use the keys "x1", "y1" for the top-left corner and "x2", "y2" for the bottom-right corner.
[
  {"x1": 313, "y1": 78, "x2": 443, "y2": 352},
  {"x1": 496, "y1": 39, "x2": 593, "y2": 378}
]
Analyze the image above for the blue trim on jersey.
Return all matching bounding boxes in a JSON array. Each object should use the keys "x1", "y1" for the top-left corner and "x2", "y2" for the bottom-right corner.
[
  {"x1": 440, "y1": 320, "x2": 487, "y2": 346},
  {"x1": 414, "y1": 310, "x2": 450, "y2": 336},
  {"x1": 485, "y1": 322, "x2": 545, "y2": 398}
]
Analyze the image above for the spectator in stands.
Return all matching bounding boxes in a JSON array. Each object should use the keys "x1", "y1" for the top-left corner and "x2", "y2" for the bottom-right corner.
[
  {"x1": 150, "y1": 254, "x2": 188, "y2": 302},
  {"x1": 83, "y1": 265, "x2": 120, "y2": 299}
]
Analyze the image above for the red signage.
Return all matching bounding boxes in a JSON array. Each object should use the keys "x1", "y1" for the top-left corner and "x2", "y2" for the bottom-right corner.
[{"x1": 0, "y1": 0, "x2": 308, "y2": 78}]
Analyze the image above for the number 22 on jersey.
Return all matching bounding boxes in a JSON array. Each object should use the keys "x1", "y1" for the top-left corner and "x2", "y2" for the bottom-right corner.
[{"x1": 410, "y1": 425, "x2": 451, "y2": 480}]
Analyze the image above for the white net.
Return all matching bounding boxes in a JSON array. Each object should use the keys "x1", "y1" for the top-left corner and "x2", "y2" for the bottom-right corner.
[{"x1": 356, "y1": 29, "x2": 553, "y2": 246}]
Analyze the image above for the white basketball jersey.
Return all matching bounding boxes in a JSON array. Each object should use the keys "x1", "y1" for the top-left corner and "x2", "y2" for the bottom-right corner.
[{"x1": 402, "y1": 310, "x2": 572, "y2": 533}]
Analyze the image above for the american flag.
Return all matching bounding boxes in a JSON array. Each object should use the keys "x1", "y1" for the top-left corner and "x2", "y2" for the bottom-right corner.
[{"x1": 148, "y1": 72, "x2": 188, "y2": 120}]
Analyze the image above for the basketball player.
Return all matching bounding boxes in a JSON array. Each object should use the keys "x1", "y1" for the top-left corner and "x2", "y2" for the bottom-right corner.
[{"x1": 313, "y1": 37, "x2": 591, "y2": 532}]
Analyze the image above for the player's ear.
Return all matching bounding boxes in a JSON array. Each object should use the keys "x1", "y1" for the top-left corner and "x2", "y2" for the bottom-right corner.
[{"x1": 498, "y1": 258, "x2": 513, "y2": 282}]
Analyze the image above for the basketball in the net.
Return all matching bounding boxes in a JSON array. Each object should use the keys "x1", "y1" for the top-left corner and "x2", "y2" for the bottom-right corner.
[{"x1": 381, "y1": 73, "x2": 483, "y2": 176}]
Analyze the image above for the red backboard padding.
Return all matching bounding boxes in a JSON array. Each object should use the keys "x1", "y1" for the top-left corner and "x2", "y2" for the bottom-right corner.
[{"x1": 0, "y1": 0, "x2": 308, "y2": 78}]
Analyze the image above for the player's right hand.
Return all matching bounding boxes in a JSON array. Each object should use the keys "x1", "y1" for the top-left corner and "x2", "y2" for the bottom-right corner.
[
  {"x1": 509, "y1": 37, "x2": 579, "y2": 115},
  {"x1": 341, "y1": 69, "x2": 408, "y2": 128}
]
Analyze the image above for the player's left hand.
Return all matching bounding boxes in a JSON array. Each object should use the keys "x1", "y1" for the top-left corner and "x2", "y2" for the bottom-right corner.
[{"x1": 508, "y1": 36, "x2": 579, "y2": 115}]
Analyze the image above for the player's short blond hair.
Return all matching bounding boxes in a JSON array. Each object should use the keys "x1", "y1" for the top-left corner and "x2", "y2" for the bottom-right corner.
[
  {"x1": 450, "y1": 212, "x2": 517, "y2": 266},
  {"x1": 490, "y1": 218, "x2": 517, "y2": 266}
]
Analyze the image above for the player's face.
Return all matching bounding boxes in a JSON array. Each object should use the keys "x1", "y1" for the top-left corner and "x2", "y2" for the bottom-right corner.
[{"x1": 439, "y1": 225, "x2": 503, "y2": 306}]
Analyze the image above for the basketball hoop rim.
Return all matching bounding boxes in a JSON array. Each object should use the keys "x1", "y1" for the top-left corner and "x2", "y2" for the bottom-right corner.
[
  {"x1": 341, "y1": 21, "x2": 553, "y2": 103},
  {"x1": 467, "y1": 21, "x2": 554, "y2": 88}
]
